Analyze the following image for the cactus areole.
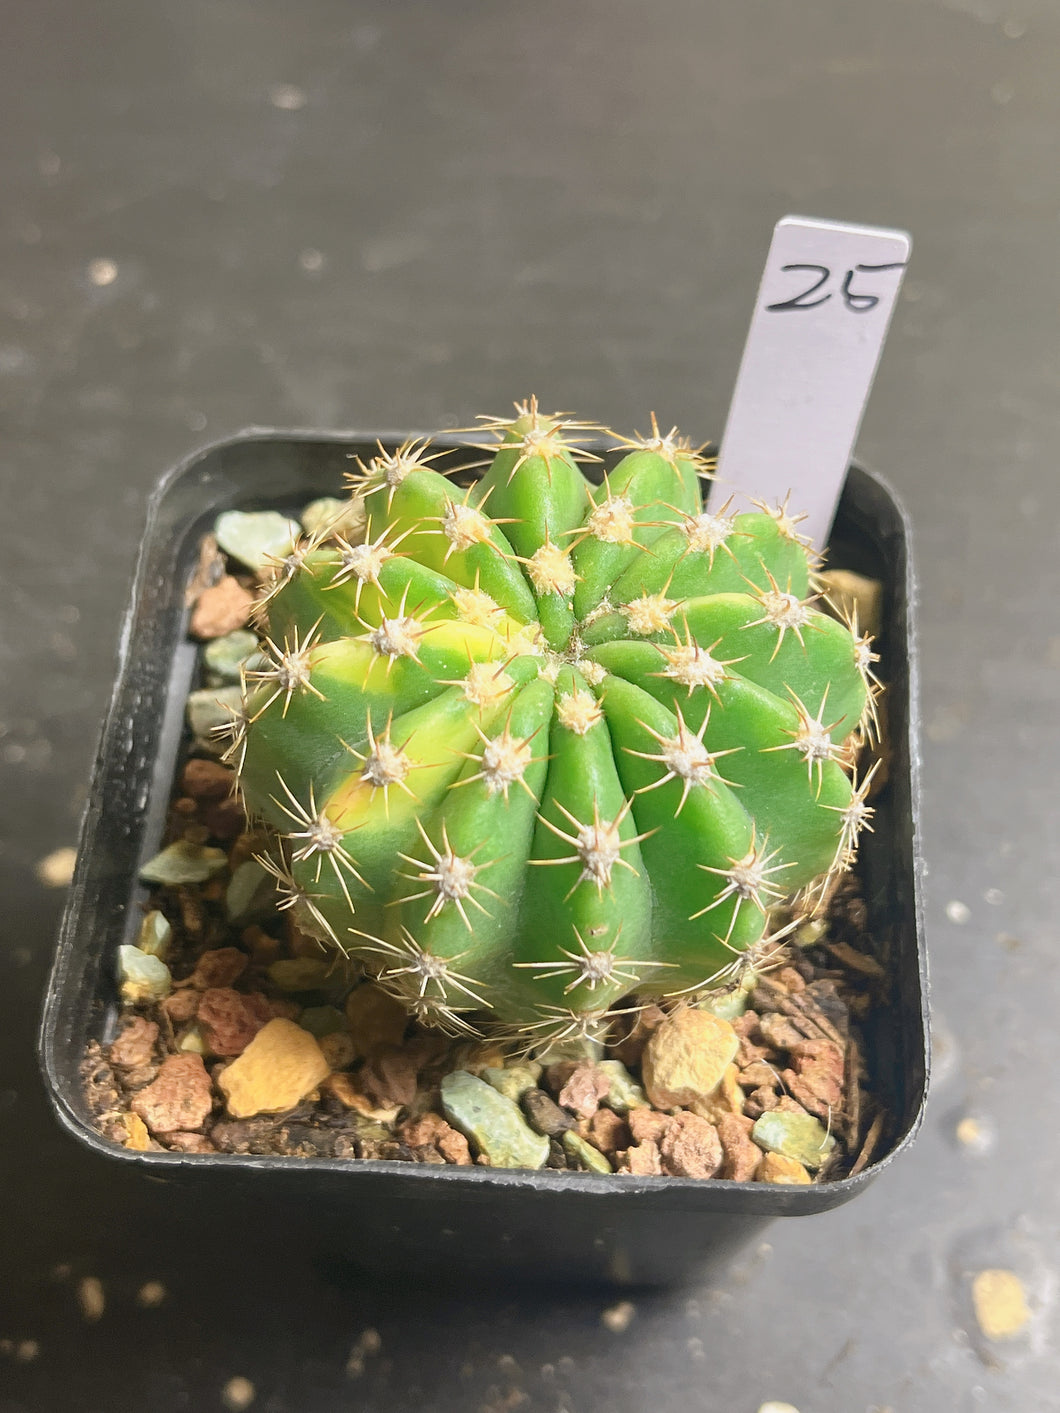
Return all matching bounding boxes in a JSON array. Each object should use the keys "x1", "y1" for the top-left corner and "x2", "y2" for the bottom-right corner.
[{"x1": 227, "y1": 401, "x2": 878, "y2": 1048}]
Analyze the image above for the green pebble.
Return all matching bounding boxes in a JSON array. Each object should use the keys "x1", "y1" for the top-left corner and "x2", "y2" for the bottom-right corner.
[
  {"x1": 214, "y1": 510, "x2": 300, "y2": 573},
  {"x1": 348, "y1": 1115, "x2": 394, "y2": 1144},
  {"x1": 795, "y1": 918, "x2": 829, "y2": 949},
  {"x1": 482, "y1": 1063, "x2": 542, "y2": 1104},
  {"x1": 267, "y1": 957, "x2": 334, "y2": 992},
  {"x1": 697, "y1": 974, "x2": 757, "y2": 1023},
  {"x1": 751, "y1": 1110, "x2": 837, "y2": 1171},
  {"x1": 225, "y1": 858, "x2": 275, "y2": 924},
  {"x1": 699, "y1": 992, "x2": 747, "y2": 1022},
  {"x1": 139, "y1": 840, "x2": 228, "y2": 886},
  {"x1": 440, "y1": 1071, "x2": 549, "y2": 1170},
  {"x1": 186, "y1": 686, "x2": 245, "y2": 748},
  {"x1": 117, "y1": 945, "x2": 172, "y2": 1003},
  {"x1": 597, "y1": 1059, "x2": 648, "y2": 1114},
  {"x1": 298, "y1": 1005, "x2": 347, "y2": 1038},
  {"x1": 562, "y1": 1131, "x2": 613, "y2": 1174},
  {"x1": 203, "y1": 630, "x2": 260, "y2": 686},
  {"x1": 136, "y1": 910, "x2": 173, "y2": 960}
]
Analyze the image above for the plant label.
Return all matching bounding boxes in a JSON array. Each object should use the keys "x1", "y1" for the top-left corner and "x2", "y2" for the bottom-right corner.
[{"x1": 715, "y1": 215, "x2": 911, "y2": 550}]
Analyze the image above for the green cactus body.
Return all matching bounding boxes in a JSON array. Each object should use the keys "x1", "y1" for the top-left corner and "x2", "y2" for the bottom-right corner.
[{"x1": 231, "y1": 401, "x2": 877, "y2": 1043}]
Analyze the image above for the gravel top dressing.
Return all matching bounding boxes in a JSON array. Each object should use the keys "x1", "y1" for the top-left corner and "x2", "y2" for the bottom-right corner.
[{"x1": 82, "y1": 475, "x2": 895, "y2": 1185}]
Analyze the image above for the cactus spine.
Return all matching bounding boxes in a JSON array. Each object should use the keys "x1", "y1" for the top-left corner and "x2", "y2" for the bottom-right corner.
[{"x1": 229, "y1": 402, "x2": 878, "y2": 1044}]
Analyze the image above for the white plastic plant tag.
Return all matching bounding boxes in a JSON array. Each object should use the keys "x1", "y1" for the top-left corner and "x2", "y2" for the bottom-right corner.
[{"x1": 715, "y1": 215, "x2": 911, "y2": 551}]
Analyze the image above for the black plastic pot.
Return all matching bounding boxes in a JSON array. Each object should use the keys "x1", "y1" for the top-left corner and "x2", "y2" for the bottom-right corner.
[{"x1": 40, "y1": 431, "x2": 928, "y2": 1287}]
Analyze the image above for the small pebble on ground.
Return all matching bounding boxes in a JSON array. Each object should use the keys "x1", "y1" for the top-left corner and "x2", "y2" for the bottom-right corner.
[
  {"x1": 945, "y1": 900, "x2": 971, "y2": 924},
  {"x1": 600, "y1": 1300, "x2": 635, "y2": 1333},
  {"x1": 955, "y1": 1116, "x2": 994, "y2": 1153},
  {"x1": 136, "y1": 1281, "x2": 167, "y2": 1308},
  {"x1": 87, "y1": 257, "x2": 118, "y2": 286},
  {"x1": 346, "y1": 1328, "x2": 382, "y2": 1378},
  {"x1": 268, "y1": 83, "x2": 306, "y2": 110},
  {"x1": 77, "y1": 1276, "x2": 105, "y2": 1323},
  {"x1": 222, "y1": 1375, "x2": 256, "y2": 1410},
  {"x1": 971, "y1": 1269, "x2": 1030, "y2": 1341},
  {"x1": 36, "y1": 846, "x2": 76, "y2": 887}
]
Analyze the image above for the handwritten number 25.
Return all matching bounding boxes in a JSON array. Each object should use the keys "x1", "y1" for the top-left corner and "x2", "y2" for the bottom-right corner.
[{"x1": 766, "y1": 262, "x2": 906, "y2": 314}]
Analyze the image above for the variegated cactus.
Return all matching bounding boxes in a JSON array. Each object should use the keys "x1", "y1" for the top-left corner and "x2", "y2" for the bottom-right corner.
[{"x1": 224, "y1": 400, "x2": 878, "y2": 1046}]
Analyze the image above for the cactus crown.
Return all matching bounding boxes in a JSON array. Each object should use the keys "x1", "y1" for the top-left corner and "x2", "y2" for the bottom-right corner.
[{"x1": 231, "y1": 402, "x2": 877, "y2": 1046}]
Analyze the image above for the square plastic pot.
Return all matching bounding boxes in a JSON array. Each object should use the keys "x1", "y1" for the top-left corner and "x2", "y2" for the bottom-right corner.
[{"x1": 40, "y1": 430, "x2": 928, "y2": 1288}]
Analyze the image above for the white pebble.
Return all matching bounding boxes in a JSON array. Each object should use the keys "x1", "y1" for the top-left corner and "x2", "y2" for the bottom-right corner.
[
  {"x1": 946, "y1": 900, "x2": 971, "y2": 924},
  {"x1": 118, "y1": 945, "x2": 172, "y2": 1004},
  {"x1": 758, "y1": 1404, "x2": 801, "y2": 1413}
]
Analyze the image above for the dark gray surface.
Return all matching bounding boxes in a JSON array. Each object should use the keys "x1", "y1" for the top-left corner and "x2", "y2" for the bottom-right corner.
[{"x1": 1, "y1": 2, "x2": 1056, "y2": 1409}]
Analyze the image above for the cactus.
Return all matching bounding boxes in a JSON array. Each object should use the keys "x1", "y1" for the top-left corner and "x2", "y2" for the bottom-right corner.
[{"x1": 225, "y1": 400, "x2": 878, "y2": 1046}]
